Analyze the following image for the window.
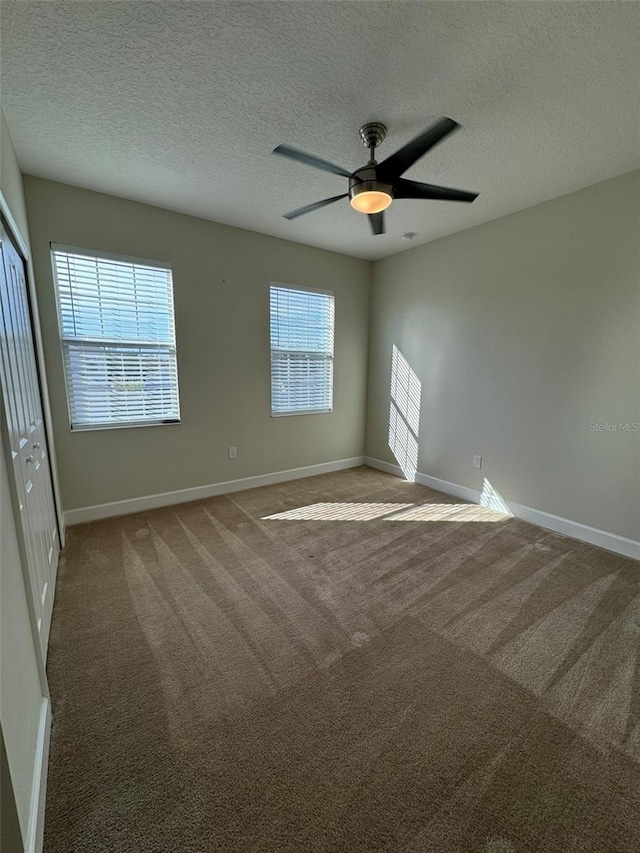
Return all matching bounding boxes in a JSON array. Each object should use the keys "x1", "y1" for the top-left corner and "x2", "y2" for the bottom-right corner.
[
  {"x1": 270, "y1": 283, "x2": 334, "y2": 416},
  {"x1": 51, "y1": 244, "x2": 180, "y2": 430}
]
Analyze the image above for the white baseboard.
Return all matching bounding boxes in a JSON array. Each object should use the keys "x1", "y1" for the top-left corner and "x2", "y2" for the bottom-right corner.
[
  {"x1": 65, "y1": 457, "x2": 366, "y2": 525},
  {"x1": 415, "y1": 471, "x2": 480, "y2": 505},
  {"x1": 365, "y1": 456, "x2": 640, "y2": 561},
  {"x1": 362, "y1": 456, "x2": 405, "y2": 479},
  {"x1": 25, "y1": 698, "x2": 51, "y2": 853}
]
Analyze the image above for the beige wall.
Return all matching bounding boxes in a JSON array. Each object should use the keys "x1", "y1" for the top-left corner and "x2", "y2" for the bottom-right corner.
[
  {"x1": 22, "y1": 171, "x2": 640, "y2": 538},
  {"x1": 0, "y1": 108, "x2": 44, "y2": 853},
  {"x1": 1, "y1": 727, "x2": 25, "y2": 853},
  {"x1": 366, "y1": 171, "x2": 640, "y2": 541},
  {"x1": 24, "y1": 176, "x2": 371, "y2": 512}
]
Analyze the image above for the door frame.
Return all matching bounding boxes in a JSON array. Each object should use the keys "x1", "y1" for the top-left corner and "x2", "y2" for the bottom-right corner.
[
  {"x1": 0, "y1": 191, "x2": 65, "y2": 547},
  {"x1": 0, "y1": 192, "x2": 57, "y2": 853}
]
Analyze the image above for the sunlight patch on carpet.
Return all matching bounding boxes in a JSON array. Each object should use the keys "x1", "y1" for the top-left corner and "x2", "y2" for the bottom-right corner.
[{"x1": 263, "y1": 501, "x2": 508, "y2": 522}]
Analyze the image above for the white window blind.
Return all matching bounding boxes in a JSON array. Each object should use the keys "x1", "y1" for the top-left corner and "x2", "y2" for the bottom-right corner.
[
  {"x1": 270, "y1": 284, "x2": 334, "y2": 416},
  {"x1": 51, "y1": 244, "x2": 180, "y2": 430}
]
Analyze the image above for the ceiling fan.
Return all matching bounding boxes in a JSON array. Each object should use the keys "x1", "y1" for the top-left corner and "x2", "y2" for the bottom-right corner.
[{"x1": 273, "y1": 117, "x2": 478, "y2": 235}]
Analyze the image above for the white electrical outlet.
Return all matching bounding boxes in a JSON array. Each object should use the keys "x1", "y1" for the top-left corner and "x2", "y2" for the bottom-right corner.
[
  {"x1": 472, "y1": 455, "x2": 482, "y2": 469},
  {"x1": 228, "y1": 446, "x2": 237, "y2": 459}
]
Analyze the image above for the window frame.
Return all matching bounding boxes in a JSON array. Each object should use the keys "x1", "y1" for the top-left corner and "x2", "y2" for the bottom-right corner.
[
  {"x1": 269, "y1": 281, "x2": 335, "y2": 418},
  {"x1": 50, "y1": 243, "x2": 181, "y2": 432}
]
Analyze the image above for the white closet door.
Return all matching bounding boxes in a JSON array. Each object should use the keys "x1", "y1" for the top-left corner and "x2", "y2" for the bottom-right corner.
[{"x1": 0, "y1": 222, "x2": 59, "y2": 658}]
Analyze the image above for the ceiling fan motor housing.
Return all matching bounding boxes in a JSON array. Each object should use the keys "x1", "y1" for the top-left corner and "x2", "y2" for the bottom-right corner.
[{"x1": 349, "y1": 165, "x2": 394, "y2": 206}]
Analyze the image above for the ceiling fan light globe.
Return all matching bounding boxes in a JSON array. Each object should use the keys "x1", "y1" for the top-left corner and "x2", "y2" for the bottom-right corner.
[{"x1": 349, "y1": 181, "x2": 393, "y2": 214}]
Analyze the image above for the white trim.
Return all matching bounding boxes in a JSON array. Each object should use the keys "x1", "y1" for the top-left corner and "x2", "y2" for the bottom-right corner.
[
  {"x1": 65, "y1": 456, "x2": 366, "y2": 525},
  {"x1": 271, "y1": 408, "x2": 333, "y2": 418},
  {"x1": 365, "y1": 456, "x2": 640, "y2": 561},
  {"x1": 0, "y1": 190, "x2": 65, "y2": 547},
  {"x1": 363, "y1": 456, "x2": 405, "y2": 478},
  {"x1": 50, "y1": 242, "x2": 172, "y2": 270},
  {"x1": 270, "y1": 280, "x2": 334, "y2": 298},
  {"x1": 415, "y1": 471, "x2": 480, "y2": 505},
  {"x1": 69, "y1": 417, "x2": 181, "y2": 433},
  {"x1": 25, "y1": 698, "x2": 51, "y2": 853}
]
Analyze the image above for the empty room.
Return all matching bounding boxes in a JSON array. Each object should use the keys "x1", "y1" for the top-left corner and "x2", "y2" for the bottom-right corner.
[{"x1": 1, "y1": 1, "x2": 639, "y2": 851}]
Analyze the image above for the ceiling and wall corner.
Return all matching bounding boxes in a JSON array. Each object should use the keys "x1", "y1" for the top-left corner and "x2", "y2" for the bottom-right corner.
[{"x1": 1, "y1": 1, "x2": 638, "y2": 261}]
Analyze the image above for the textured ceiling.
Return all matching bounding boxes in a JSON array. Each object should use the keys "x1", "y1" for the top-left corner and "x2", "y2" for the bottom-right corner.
[{"x1": 1, "y1": 1, "x2": 638, "y2": 260}]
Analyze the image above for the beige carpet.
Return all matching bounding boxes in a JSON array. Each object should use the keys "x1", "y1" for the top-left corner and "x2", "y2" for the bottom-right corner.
[{"x1": 45, "y1": 467, "x2": 640, "y2": 852}]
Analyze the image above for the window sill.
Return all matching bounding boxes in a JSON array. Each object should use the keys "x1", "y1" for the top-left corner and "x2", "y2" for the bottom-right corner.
[
  {"x1": 70, "y1": 418, "x2": 181, "y2": 432},
  {"x1": 271, "y1": 409, "x2": 333, "y2": 418}
]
